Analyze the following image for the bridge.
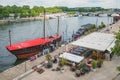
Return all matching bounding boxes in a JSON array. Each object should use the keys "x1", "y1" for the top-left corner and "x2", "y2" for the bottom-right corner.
[{"x1": 78, "y1": 11, "x2": 120, "y2": 17}]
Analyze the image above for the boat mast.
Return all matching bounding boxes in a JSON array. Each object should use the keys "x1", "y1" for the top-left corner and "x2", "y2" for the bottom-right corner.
[
  {"x1": 57, "y1": 16, "x2": 59, "y2": 35},
  {"x1": 72, "y1": 30, "x2": 74, "y2": 41},
  {"x1": 43, "y1": 8, "x2": 46, "y2": 38},
  {"x1": 9, "y1": 30, "x2": 11, "y2": 46},
  {"x1": 96, "y1": 18, "x2": 98, "y2": 26}
]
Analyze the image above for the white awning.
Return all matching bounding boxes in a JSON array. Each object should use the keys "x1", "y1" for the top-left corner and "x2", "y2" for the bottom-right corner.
[
  {"x1": 59, "y1": 52, "x2": 84, "y2": 63},
  {"x1": 107, "y1": 39, "x2": 116, "y2": 52},
  {"x1": 71, "y1": 32, "x2": 115, "y2": 51}
]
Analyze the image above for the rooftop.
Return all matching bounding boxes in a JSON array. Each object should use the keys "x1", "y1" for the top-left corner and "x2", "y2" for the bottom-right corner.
[{"x1": 72, "y1": 32, "x2": 115, "y2": 51}]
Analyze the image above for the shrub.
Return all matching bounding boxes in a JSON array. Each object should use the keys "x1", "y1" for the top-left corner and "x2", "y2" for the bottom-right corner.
[
  {"x1": 60, "y1": 58, "x2": 67, "y2": 67},
  {"x1": 117, "y1": 66, "x2": 120, "y2": 71},
  {"x1": 45, "y1": 54, "x2": 52, "y2": 61},
  {"x1": 92, "y1": 60, "x2": 97, "y2": 69},
  {"x1": 101, "y1": 22, "x2": 106, "y2": 28},
  {"x1": 77, "y1": 63, "x2": 86, "y2": 70}
]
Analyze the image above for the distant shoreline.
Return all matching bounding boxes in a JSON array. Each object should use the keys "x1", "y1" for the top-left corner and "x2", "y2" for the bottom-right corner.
[
  {"x1": 0, "y1": 13, "x2": 66, "y2": 25},
  {"x1": 0, "y1": 17, "x2": 44, "y2": 25}
]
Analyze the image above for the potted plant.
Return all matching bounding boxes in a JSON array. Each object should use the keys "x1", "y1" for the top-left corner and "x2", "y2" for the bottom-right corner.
[
  {"x1": 97, "y1": 59, "x2": 103, "y2": 68},
  {"x1": 45, "y1": 54, "x2": 52, "y2": 61},
  {"x1": 92, "y1": 60, "x2": 97, "y2": 72},
  {"x1": 59, "y1": 58, "x2": 67, "y2": 72},
  {"x1": 75, "y1": 70, "x2": 81, "y2": 77},
  {"x1": 45, "y1": 54, "x2": 52, "y2": 68}
]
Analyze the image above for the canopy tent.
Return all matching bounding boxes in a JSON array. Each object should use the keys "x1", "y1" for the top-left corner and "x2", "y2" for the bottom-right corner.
[
  {"x1": 107, "y1": 39, "x2": 116, "y2": 52},
  {"x1": 71, "y1": 32, "x2": 115, "y2": 51},
  {"x1": 59, "y1": 52, "x2": 84, "y2": 63}
]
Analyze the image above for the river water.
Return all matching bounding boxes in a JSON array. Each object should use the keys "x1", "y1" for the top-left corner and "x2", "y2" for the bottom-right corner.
[{"x1": 0, "y1": 16, "x2": 113, "y2": 72}]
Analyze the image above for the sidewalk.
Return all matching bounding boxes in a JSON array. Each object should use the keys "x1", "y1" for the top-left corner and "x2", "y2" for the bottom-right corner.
[
  {"x1": 0, "y1": 44, "x2": 74, "y2": 80},
  {"x1": 20, "y1": 56, "x2": 120, "y2": 80}
]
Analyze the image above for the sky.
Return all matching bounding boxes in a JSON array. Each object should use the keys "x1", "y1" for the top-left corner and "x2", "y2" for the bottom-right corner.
[{"x1": 0, "y1": 0, "x2": 120, "y2": 8}]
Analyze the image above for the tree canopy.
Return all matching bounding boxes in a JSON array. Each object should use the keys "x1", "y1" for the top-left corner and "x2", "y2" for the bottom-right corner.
[
  {"x1": 0, "y1": 5, "x2": 63, "y2": 19},
  {"x1": 0, "y1": 4, "x2": 106, "y2": 19}
]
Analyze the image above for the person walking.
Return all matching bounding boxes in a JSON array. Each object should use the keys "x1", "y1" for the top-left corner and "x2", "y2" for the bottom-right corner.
[{"x1": 110, "y1": 52, "x2": 113, "y2": 61}]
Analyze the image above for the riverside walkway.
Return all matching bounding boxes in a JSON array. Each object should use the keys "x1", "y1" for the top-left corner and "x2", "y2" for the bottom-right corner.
[
  {"x1": 0, "y1": 44, "x2": 74, "y2": 80},
  {"x1": 18, "y1": 56, "x2": 120, "y2": 80},
  {"x1": 0, "y1": 21, "x2": 120, "y2": 80}
]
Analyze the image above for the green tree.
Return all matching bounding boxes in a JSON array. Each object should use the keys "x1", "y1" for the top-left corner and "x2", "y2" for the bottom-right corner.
[
  {"x1": 4, "y1": 6, "x2": 11, "y2": 13},
  {"x1": 31, "y1": 6, "x2": 40, "y2": 16},
  {"x1": 59, "y1": 6, "x2": 69, "y2": 12},
  {"x1": 1, "y1": 6, "x2": 11, "y2": 18},
  {"x1": 30, "y1": 9, "x2": 36, "y2": 17},
  {"x1": 0, "y1": 5, "x2": 3, "y2": 13},
  {"x1": 0, "y1": 14, "x2": 3, "y2": 19},
  {"x1": 2, "y1": 10, "x2": 9, "y2": 18},
  {"x1": 20, "y1": 5, "x2": 30, "y2": 17},
  {"x1": 111, "y1": 29, "x2": 120, "y2": 56},
  {"x1": 67, "y1": 11, "x2": 76, "y2": 14},
  {"x1": 46, "y1": 7, "x2": 62, "y2": 13},
  {"x1": 90, "y1": 8, "x2": 97, "y2": 12},
  {"x1": 30, "y1": 6, "x2": 44, "y2": 17},
  {"x1": 11, "y1": 5, "x2": 22, "y2": 13},
  {"x1": 78, "y1": 8, "x2": 88, "y2": 12},
  {"x1": 0, "y1": 5, "x2": 3, "y2": 19}
]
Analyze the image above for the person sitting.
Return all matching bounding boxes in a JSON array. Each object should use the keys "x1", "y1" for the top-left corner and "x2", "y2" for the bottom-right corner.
[
  {"x1": 50, "y1": 43, "x2": 54, "y2": 52},
  {"x1": 86, "y1": 58, "x2": 92, "y2": 71}
]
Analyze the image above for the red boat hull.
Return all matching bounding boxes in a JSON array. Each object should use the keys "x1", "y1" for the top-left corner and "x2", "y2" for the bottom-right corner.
[
  {"x1": 6, "y1": 35, "x2": 62, "y2": 59},
  {"x1": 14, "y1": 51, "x2": 40, "y2": 59}
]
